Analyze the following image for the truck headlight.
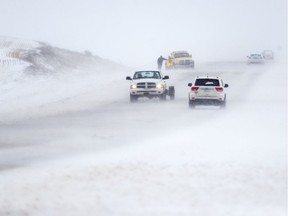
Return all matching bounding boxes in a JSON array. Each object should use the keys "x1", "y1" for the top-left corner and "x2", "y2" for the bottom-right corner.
[
  {"x1": 130, "y1": 84, "x2": 137, "y2": 89},
  {"x1": 156, "y1": 83, "x2": 164, "y2": 89}
]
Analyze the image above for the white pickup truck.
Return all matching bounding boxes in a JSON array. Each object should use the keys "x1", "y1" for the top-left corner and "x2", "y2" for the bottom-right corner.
[{"x1": 126, "y1": 70, "x2": 175, "y2": 102}]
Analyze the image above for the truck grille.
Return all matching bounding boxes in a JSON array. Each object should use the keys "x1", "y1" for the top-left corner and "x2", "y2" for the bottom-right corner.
[
  {"x1": 179, "y1": 60, "x2": 191, "y2": 65},
  {"x1": 137, "y1": 82, "x2": 156, "y2": 89}
]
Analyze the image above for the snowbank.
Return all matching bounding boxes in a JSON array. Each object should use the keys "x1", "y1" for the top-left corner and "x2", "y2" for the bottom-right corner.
[{"x1": 0, "y1": 37, "x2": 286, "y2": 216}]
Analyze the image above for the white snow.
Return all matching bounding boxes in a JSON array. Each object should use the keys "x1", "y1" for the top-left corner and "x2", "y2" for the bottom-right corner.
[{"x1": 0, "y1": 38, "x2": 286, "y2": 216}]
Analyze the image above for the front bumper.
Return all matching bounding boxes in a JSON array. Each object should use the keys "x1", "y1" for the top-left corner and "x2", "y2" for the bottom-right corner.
[
  {"x1": 173, "y1": 59, "x2": 194, "y2": 68},
  {"x1": 248, "y1": 59, "x2": 264, "y2": 64},
  {"x1": 130, "y1": 89, "x2": 166, "y2": 96},
  {"x1": 174, "y1": 65, "x2": 194, "y2": 69}
]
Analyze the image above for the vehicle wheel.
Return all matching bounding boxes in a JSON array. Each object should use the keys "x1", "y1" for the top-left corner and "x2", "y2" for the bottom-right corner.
[
  {"x1": 191, "y1": 63, "x2": 195, "y2": 69},
  {"x1": 189, "y1": 99, "x2": 195, "y2": 108},
  {"x1": 220, "y1": 101, "x2": 226, "y2": 109},
  {"x1": 220, "y1": 97, "x2": 226, "y2": 109},
  {"x1": 159, "y1": 94, "x2": 166, "y2": 101},
  {"x1": 168, "y1": 86, "x2": 175, "y2": 100},
  {"x1": 130, "y1": 94, "x2": 138, "y2": 103}
]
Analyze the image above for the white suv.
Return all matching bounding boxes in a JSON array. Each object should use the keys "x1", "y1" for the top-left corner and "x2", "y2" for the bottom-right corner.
[
  {"x1": 188, "y1": 76, "x2": 229, "y2": 108},
  {"x1": 126, "y1": 70, "x2": 175, "y2": 102}
]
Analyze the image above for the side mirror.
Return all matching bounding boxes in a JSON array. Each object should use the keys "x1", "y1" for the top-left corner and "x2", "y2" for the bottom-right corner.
[
  {"x1": 126, "y1": 76, "x2": 132, "y2": 80},
  {"x1": 163, "y1": 75, "x2": 169, "y2": 80},
  {"x1": 188, "y1": 83, "x2": 192, "y2": 87},
  {"x1": 224, "y1": 84, "x2": 229, "y2": 88}
]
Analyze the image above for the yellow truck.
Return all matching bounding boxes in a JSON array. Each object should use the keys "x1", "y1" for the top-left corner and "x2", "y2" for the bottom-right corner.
[{"x1": 165, "y1": 51, "x2": 194, "y2": 69}]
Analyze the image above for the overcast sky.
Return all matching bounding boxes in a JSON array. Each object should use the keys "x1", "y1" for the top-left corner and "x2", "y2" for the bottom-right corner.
[{"x1": 0, "y1": 0, "x2": 286, "y2": 66}]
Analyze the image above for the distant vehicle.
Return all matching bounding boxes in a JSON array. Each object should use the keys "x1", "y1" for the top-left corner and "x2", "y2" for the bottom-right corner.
[
  {"x1": 262, "y1": 50, "x2": 274, "y2": 60},
  {"x1": 247, "y1": 54, "x2": 264, "y2": 64},
  {"x1": 126, "y1": 70, "x2": 175, "y2": 102},
  {"x1": 188, "y1": 76, "x2": 228, "y2": 108},
  {"x1": 165, "y1": 51, "x2": 194, "y2": 69}
]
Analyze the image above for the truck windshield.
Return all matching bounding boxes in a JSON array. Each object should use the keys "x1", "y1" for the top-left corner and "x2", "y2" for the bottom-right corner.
[
  {"x1": 174, "y1": 53, "x2": 189, "y2": 58},
  {"x1": 133, "y1": 71, "x2": 161, "y2": 79}
]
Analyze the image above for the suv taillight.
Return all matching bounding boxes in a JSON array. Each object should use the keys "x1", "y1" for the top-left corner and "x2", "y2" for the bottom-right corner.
[
  {"x1": 191, "y1": 86, "x2": 199, "y2": 91},
  {"x1": 215, "y1": 87, "x2": 223, "y2": 92}
]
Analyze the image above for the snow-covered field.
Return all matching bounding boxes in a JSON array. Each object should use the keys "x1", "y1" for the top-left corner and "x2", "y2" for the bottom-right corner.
[{"x1": 0, "y1": 37, "x2": 286, "y2": 216}]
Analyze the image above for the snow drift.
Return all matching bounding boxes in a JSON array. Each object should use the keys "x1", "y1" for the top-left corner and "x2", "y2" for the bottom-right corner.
[{"x1": 0, "y1": 36, "x2": 286, "y2": 216}]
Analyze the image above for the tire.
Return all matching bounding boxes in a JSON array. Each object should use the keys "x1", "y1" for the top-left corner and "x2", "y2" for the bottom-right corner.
[
  {"x1": 220, "y1": 96, "x2": 226, "y2": 109},
  {"x1": 189, "y1": 99, "x2": 195, "y2": 108},
  {"x1": 130, "y1": 94, "x2": 138, "y2": 103},
  {"x1": 159, "y1": 94, "x2": 167, "y2": 101},
  {"x1": 220, "y1": 101, "x2": 226, "y2": 109},
  {"x1": 168, "y1": 86, "x2": 175, "y2": 100}
]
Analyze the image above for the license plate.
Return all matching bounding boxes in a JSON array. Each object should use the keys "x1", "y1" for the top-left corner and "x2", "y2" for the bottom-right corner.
[{"x1": 202, "y1": 88, "x2": 210, "y2": 92}]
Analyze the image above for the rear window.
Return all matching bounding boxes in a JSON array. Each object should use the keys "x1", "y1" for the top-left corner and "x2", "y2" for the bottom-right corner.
[{"x1": 195, "y1": 79, "x2": 220, "y2": 86}]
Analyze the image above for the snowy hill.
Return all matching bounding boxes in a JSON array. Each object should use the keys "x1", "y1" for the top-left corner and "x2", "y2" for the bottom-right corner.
[
  {"x1": 0, "y1": 36, "x2": 127, "y2": 123},
  {"x1": 0, "y1": 36, "x2": 123, "y2": 74}
]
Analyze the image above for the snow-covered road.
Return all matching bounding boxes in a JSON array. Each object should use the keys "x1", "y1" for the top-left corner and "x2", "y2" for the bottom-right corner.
[{"x1": 0, "y1": 54, "x2": 286, "y2": 215}]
